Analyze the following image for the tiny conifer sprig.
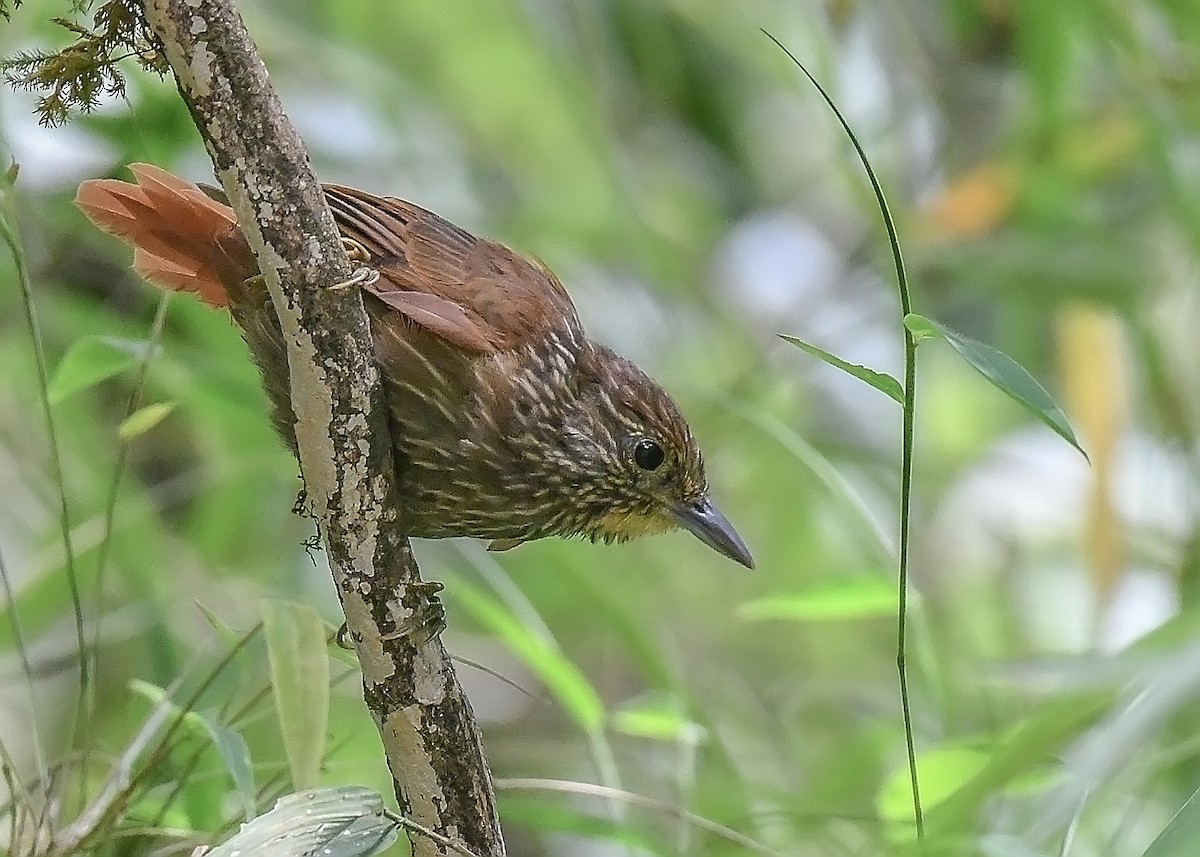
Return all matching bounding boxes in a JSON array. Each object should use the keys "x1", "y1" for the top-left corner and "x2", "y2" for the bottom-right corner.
[{"x1": 3, "y1": 0, "x2": 168, "y2": 126}]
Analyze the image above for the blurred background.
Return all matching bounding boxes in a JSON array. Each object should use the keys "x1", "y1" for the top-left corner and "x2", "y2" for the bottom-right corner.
[{"x1": 3, "y1": 0, "x2": 1200, "y2": 854}]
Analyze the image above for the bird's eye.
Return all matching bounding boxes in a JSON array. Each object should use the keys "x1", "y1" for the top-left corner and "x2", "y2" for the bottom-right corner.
[{"x1": 633, "y1": 439, "x2": 665, "y2": 471}]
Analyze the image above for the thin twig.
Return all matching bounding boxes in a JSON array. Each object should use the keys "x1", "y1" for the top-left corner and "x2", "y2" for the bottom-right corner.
[
  {"x1": 382, "y1": 809, "x2": 484, "y2": 857},
  {"x1": 496, "y1": 777, "x2": 787, "y2": 857}
]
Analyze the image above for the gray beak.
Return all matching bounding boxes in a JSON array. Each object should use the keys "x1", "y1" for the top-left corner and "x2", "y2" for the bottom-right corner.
[{"x1": 671, "y1": 496, "x2": 754, "y2": 569}]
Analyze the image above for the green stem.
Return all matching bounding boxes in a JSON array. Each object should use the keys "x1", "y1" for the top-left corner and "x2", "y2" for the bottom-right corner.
[
  {"x1": 80, "y1": 292, "x2": 171, "y2": 783},
  {"x1": 0, "y1": 546, "x2": 47, "y2": 788},
  {"x1": 0, "y1": 173, "x2": 88, "y2": 780},
  {"x1": 764, "y1": 31, "x2": 924, "y2": 839}
]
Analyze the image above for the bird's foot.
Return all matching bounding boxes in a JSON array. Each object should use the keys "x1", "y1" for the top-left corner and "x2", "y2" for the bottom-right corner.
[
  {"x1": 329, "y1": 237, "x2": 379, "y2": 292},
  {"x1": 334, "y1": 581, "x2": 446, "y2": 650},
  {"x1": 329, "y1": 263, "x2": 379, "y2": 292},
  {"x1": 341, "y1": 236, "x2": 370, "y2": 263},
  {"x1": 383, "y1": 580, "x2": 446, "y2": 646}
]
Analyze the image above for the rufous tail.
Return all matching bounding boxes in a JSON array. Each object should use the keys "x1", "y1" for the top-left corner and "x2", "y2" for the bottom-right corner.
[{"x1": 75, "y1": 164, "x2": 248, "y2": 308}]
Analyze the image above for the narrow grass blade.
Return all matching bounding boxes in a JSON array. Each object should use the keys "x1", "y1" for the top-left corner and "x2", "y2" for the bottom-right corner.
[
  {"x1": 194, "y1": 600, "x2": 243, "y2": 649},
  {"x1": 452, "y1": 579, "x2": 604, "y2": 734},
  {"x1": 739, "y1": 576, "x2": 907, "y2": 622},
  {"x1": 1142, "y1": 787, "x2": 1200, "y2": 857},
  {"x1": 612, "y1": 691, "x2": 707, "y2": 745},
  {"x1": 779, "y1": 334, "x2": 904, "y2": 403}
]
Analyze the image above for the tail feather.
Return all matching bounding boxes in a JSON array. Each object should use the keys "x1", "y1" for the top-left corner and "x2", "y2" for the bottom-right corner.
[{"x1": 76, "y1": 163, "x2": 249, "y2": 307}]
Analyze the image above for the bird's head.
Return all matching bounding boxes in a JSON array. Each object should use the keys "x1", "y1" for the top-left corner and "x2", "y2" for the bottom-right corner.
[{"x1": 545, "y1": 344, "x2": 754, "y2": 569}]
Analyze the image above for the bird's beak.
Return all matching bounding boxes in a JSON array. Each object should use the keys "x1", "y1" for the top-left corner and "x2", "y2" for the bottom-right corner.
[{"x1": 671, "y1": 496, "x2": 754, "y2": 569}]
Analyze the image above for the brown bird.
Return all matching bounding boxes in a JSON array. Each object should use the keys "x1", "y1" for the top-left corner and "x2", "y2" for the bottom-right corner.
[{"x1": 75, "y1": 164, "x2": 753, "y2": 568}]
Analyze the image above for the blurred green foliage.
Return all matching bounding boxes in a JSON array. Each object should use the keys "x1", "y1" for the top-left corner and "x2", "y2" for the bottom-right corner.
[{"x1": 4, "y1": 0, "x2": 1200, "y2": 855}]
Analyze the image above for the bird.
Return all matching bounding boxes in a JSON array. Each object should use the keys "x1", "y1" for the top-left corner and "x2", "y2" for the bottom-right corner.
[{"x1": 75, "y1": 164, "x2": 754, "y2": 570}]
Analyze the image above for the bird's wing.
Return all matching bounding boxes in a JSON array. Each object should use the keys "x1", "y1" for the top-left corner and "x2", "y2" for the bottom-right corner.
[{"x1": 323, "y1": 185, "x2": 581, "y2": 354}]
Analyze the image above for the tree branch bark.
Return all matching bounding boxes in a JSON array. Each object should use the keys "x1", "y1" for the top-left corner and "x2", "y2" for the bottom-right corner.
[{"x1": 135, "y1": 2, "x2": 504, "y2": 854}]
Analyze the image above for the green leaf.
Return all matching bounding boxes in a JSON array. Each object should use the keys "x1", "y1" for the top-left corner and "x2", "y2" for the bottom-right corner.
[
  {"x1": 903, "y1": 313, "x2": 1087, "y2": 458},
  {"x1": 901, "y1": 314, "x2": 940, "y2": 343},
  {"x1": 261, "y1": 599, "x2": 330, "y2": 790},
  {"x1": 194, "y1": 600, "x2": 246, "y2": 650},
  {"x1": 612, "y1": 691, "x2": 707, "y2": 744},
  {"x1": 193, "y1": 714, "x2": 257, "y2": 821},
  {"x1": 918, "y1": 693, "x2": 1110, "y2": 840},
  {"x1": 779, "y1": 334, "x2": 903, "y2": 403},
  {"x1": 48, "y1": 336, "x2": 159, "y2": 404},
  {"x1": 117, "y1": 401, "x2": 176, "y2": 440},
  {"x1": 877, "y1": 746, "x2": 991, "y2": 822},
  {"x1": 1143, "y1": 787, "x2": 1200, "y2": 857},
  {"x1": 204, "y1": 786, "x2": 398, "y2": 857},
  {"x1": 127, "y1": 680, "x2": 255, "y2": 819},
  {"x1": 738, "y1": 576, "x2": 904, "y2": 622},
  {"x1": 453, "y1": 580, "x2": 605, "y2": 733}
]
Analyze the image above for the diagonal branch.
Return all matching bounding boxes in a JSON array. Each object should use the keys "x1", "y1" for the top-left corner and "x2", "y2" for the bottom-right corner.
[{"x1": 134, "y1": 1, "x2": 504, "y2": 854}]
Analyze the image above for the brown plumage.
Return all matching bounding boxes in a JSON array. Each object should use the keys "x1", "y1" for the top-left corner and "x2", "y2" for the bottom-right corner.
[{"x1": 76, "y1": 164, "x2": 753, "y2": 568}]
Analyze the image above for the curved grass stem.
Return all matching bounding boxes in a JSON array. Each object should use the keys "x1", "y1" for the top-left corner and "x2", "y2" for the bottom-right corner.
[
  {"x1": 0, "y1": 171, "x2": 87, "y2": 794},
  {"x1": 80, "y1": 292, "x2": 171, "y2": 791},
  {"x1": 764, "y1": 30, "x2": 925, "y2": 841}
]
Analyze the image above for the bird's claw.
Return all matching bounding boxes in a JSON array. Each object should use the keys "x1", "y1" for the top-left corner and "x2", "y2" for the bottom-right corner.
[
  {"x1": 329, "y1": 237, "x2": 380, "y2": 291},
  {"x1": 382, "y1": 580, "x2": 446, "y2": 647},
  {"x1": 330, "y1": 263, "x2": 379, "y2": 292},
  {"x1": 334, "y1": 581, "x2": 446, "y2": 651},
  {"x1": 340, "y1": 236, "x2": 370, "y2": 263}
]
